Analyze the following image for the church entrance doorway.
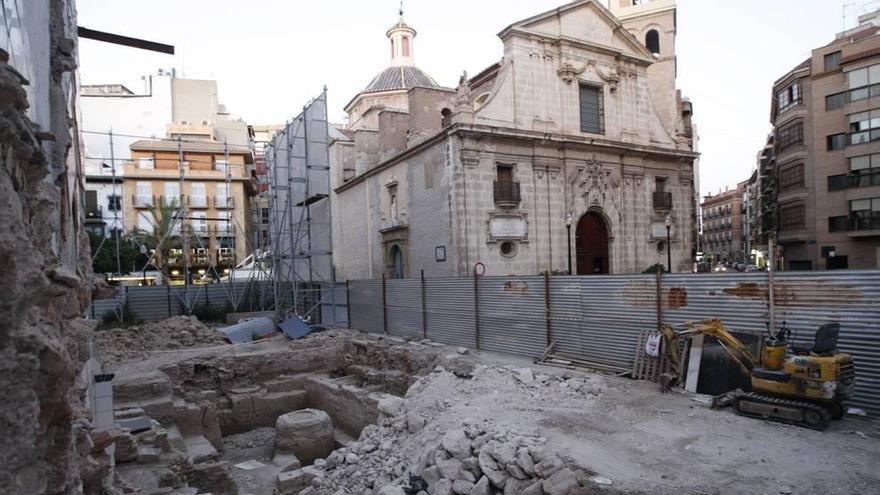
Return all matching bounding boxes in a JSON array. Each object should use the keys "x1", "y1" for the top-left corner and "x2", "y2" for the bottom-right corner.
[{"x1": 575, "y1": 212, "x2": 609, "y2": 275}]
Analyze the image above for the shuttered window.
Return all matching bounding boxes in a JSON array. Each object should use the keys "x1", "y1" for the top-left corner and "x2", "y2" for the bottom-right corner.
[{"x1": 579, "y1": 84, "x2": 604, "y2": 135}]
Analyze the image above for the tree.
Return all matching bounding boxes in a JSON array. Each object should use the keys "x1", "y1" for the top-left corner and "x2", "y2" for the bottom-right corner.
[
  {"x1": 88, "y1": 231, "x2": 145, "y2": 275},
  {"x1": 132, "y1": 199, "x2": 187, "y2": 275}
]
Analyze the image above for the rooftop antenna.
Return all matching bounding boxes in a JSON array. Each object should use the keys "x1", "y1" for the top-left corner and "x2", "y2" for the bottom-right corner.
[{"x1": 843, "y1": 2, "x2": 856, "y2": 30}]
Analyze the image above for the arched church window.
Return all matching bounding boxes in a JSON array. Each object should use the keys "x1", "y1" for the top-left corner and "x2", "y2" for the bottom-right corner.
[
  {"x1": 391, "y1": 38, "x2": 395, "y2": 58},
  {"x1": 645, "y1": 29, "x2": 660, "y2": 55},
  {"x1": 402, "y1": 36, "x2": 410, "y2": 57}
]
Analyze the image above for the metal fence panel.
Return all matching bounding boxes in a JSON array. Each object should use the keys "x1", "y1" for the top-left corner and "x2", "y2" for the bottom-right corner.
[
  {"x1": 548, "y1": 276, "x2": 584, "y2": 361},
  {"x1": 579, "y1": 275, "x2": 657, "y2": 369},
  {"x1": 126, "y1": 285, "x2": 181, "y2": 320},
  {"x1": 90, "y1": 297, "x2": 123, "y2": 321},
  {"x1": 386, "y1": 279, "x2": 423, "y2": 339},
  {"x1": 662, "y1": 272, "x2": 769, "y2": 336},
  {"x1": 478, "y1": 276, "x2": 547, "y2": 358},
  {"x1": 349, "y1": 280, "x2": 384, "y2": 334},
  {"x1": 320, "y1": 283, "x2": 348, "y2": 325},
  {"x1": 773, "y1": 270, "x2": 880, "y2": 415},
  {"x1": 424, "y1": 278, "x2": 476, "y2": 349}
]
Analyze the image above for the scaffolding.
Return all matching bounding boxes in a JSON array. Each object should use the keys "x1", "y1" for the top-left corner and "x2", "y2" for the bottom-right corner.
[{"x1": 266, "y1": 90, "x2": 336, "y2": 323}]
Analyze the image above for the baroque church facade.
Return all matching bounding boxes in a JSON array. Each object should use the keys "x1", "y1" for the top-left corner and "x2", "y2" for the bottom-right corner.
[{"x1": 330, "y1": 0, "x2": 698, "y2": 280}]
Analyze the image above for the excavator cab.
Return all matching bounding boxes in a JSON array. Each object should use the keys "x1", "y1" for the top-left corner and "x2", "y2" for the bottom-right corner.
[{"x1": 789, "y1": 323, "x2": 840, "y2": 356}]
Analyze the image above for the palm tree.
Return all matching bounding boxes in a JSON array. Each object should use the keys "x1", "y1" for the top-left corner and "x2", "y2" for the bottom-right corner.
[{"x1": 132, "y1": 198, "x2": 186, "y2": 275}]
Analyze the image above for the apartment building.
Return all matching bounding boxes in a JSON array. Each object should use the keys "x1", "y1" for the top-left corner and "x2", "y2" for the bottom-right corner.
[
  {"x1": 123, "y1": 133, "x2": 255, "y2": 282},
  {"x1": 769, "y1": 12, "x2": 880, "y2": 270},
  {"x1": 701, "y1": 182, "x2": 746, "y2": 264}
]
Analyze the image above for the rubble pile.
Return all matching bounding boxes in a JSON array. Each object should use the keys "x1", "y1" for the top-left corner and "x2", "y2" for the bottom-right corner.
[
  {"x1": 95, "y1": 316, "x2": 228, "y2": 364},
  {"x1": 294, "y1": 363, "x2": 614, "y2": 495}
]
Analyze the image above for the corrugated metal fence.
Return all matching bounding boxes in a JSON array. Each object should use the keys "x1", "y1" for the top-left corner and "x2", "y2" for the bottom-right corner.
[{"x1": 348, "y1": 270, "x2": 880, "y2": 416}]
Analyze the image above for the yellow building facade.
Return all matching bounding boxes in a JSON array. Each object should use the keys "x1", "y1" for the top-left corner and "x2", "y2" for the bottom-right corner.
[{"x1": 122, "y1": 139, "x2": 255, "y2": 281}]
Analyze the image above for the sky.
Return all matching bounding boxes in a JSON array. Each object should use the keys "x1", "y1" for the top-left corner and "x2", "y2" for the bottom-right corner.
[{"x1": 76, "y1": 0, "x2": 879, "y2": 197}]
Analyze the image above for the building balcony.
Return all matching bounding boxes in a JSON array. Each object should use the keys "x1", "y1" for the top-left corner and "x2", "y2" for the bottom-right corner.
[
  {"x1": 849, "y1": 215, "x2": 880, "y2": 236},
  {"x1": 493, "y1": 181, "x2": 521, "y2": 208},
  {"x1": 85, "y1": 205, "x2": 103, "y2": 222},
  {"x1": 214, "y1": 223, "x2": 235, "y2": 236},
  {"x1": 653, "y1": 191, "x2": 673, "y2": 210},
  {"x1": 189, "y1": 195, "x2": 209, "y2": 208},
  {"x1": 214, "y1": 195, "x2": 234, "y2": 209},
  {"x1": 133, "y1": 194, "x2": 154, "y2": 208}
]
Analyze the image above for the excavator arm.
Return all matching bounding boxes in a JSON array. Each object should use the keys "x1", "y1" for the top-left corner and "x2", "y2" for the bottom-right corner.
[{"x1": 660, "y1": 319, "x2": 758, "y2": 375}]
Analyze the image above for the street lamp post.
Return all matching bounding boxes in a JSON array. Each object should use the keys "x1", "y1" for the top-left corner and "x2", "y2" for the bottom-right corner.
[
  {"x1": 665, "y1": 214, "x2": 672, "y2": 273},
  {"x1": 565, "y1": 212, "x2": 573, "y2": 275}
]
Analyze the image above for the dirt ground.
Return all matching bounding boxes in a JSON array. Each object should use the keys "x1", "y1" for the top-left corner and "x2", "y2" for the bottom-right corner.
[
  {"x1": 407, "y1": 353, "x2": 880, "y2": 495},
  {"x1": 94, "y1": 315, "x2": 228, "y2": 365}
]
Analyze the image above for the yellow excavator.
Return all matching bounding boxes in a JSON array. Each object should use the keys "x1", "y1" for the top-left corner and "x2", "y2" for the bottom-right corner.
[{"x1": 659, "y1": 319, "x2": 855, "y2": 430}]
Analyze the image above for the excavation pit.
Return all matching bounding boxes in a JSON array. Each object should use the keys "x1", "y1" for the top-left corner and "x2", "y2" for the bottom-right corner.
[{"x1": 107, "y1": 330, "x2": 442, "y2": 494}]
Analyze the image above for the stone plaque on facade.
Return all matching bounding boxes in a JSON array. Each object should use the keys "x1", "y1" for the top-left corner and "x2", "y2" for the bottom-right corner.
[
  {"x1": 651, "y1": 222, "x2": 672, "y2": 239},
  {"x1": 490, "y1": 217, "x2": 528, "y2": 240}
]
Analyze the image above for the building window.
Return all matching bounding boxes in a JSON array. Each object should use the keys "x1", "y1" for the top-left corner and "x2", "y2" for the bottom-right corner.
[
  {"x1": 215, "y1": 160, "x2": 229, "y2": 173},
  {"x1": 827, "y1": 133, "x2": 846, "y2": 151},
  {"x1": 777, "y1": 121, "x2": 803, "y2": 151},
  {"x1": 826, "y1": 92, "x2": 845, "y2": 111},
  {"x1": 494, "y1": 164, "x2": 520, "y2": 205},
  {"x1": 828, "y1": 216, "x2": 849, "y2": 232},
  {"x1": 138, "y1": 157, "x2": 154, "y2": 169},
  {"x1": 164, "y1": 182, "x2": 180, "y2": 206},
  {"x1": 402, "y1": 36, "x2": 410, "y2": 57},
  {"x1": 825, "y1": 51, "x2": 842, "y2": 72},
  {"x1": 776, "y1": 81, "x2": 801, "y2": 114},
  {"x1": 779, "y1": 163, "x2": 804, "y2": 191},
  {"x1": 645, "y1": 29, "x2": 660, "y2": 54},
  {"x1": 579, "y1": 84, "x2": 604, "y2": 134},
  {"x1": 780, "y1": 203, "x2": 805, "y2": 229},
  {"x1": 850, "y1": 154, "x2": 880, "y2": 187},
  {"x1": 107, "y1": 195, "x2": 121, "y2": 211},
  {"x1": 847, "y1": 64, "x2": 880, "y2": 101},
  {"x1": 848, "y1": 109, "x2": 880, "y2": 145},
  {"x1": 828, "y1": 174, "x2": 848, "y2": 191},
  {"x1": 850, "y1": 197, "x2": 880, "y2": 231},
  {"x1": 390, "y1": 38, "x2": 395, "y2": 58}
]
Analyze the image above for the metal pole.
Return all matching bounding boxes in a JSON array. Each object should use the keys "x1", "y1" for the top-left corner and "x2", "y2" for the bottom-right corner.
[
  {"x1": 544, "y1": 271, "x2": 552, "y2": 346},
  {"x1": 473, "y1": 271, "x2": 481, "y2": 351},
  {"x1": 768, "y1": 237, "x2": 776, "y2": 335},
  {"x1": 345, "y1": 280, "x2": 351, "y2": 329},
  {"x1": 666, "y1": 224, "x2": 672, "y2": 273},
  {"x1": 109, "y1": 129, "x2": 121, "y2": 276},
  {"x1": 178, "y1": 136, "x2": 189, "y2": 296},
  {"x1": 382, "y1": 273, "x2": 388, "y2": 335},
  {"x1": 566, "y1": 224, "x2": 572, "y2": 275},
  {"x1": 420, "y1": 269, "x2": 427, "y2": 339},
  {"x1": 655, "y1": 265, "x2": 663, "y2": 331}
]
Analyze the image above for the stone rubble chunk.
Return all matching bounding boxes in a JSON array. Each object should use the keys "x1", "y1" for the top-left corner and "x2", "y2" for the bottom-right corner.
[
  {"x1": 452, "y1": 478, "x2": 475, "y2": 494},
  {"x1": 534, "y1": 454, "x2": 564, "y2": 479},
  {"x1": 462, "y1": 456, "x2": 482, "y2": 477},
  {"x1": 516, "y1": 448, "x2": 536, "y2": 476},
  {"x1": 378, "y1": 395, "x2": 405, "y2": 417},
  {"x1": 542, "y1": 468, "x2": 577, "y2": 495},
  {"x1": 422, "y1": 465, "x2": 441, "y2": 486},
  {"x1": 377, "y1": 485, "x2": 407, "y2": 495},
  {"x1": 457, "y1": 347, "x2": 469, "y2": 355},
  {"x1": 345, "y1": 453, "x2": 360, "y2": 465},
  {"x1": 437, "y1": 458, "x2": 463, "y2": 479},
  {"x1": 456, "y1": 468, "x2": 476, "y2": 483},
  {"x1": 441, "y1": 429, "x2": 472, "y2": 460},
  {"x1": 478, "y1": 451, "x2": 508, "y2": 488},
  {"x1": 515, "y1": 368, "x2": 535, "y2": 384},
  {"x1": 470, "y1": 476, "x2": 491, "y2": 495},
  {"x1": 434, "y1": 478, "x2": 454, "y2": 495},
  {"x1": 522, "y1": 480, "x2": 545, "y2": 495}
]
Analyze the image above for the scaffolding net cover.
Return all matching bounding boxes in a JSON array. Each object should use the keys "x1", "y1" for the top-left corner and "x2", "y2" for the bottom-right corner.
[{"x1": 267, "y1": 90, "x2": 335, "y2": 323}]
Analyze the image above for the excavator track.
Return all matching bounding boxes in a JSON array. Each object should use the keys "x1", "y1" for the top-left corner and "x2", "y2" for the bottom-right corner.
[{"x1": 732, "y1": 391, "x2": 832, "y2": 430}]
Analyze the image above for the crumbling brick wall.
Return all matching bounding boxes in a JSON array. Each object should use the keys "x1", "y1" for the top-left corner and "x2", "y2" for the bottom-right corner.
[{"x1": 0, "y1": 1, "x2": 97, "y2": 493}]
